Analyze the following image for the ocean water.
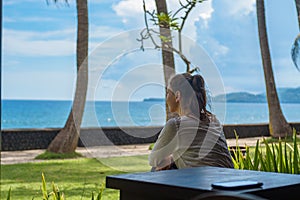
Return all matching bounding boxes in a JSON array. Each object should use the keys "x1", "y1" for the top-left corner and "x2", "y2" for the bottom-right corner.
[{"x1": 1, "y1": 100, "x2": 300, "y2": 129}]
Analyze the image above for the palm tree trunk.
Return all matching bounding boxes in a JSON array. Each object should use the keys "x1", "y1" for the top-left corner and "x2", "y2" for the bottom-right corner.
[
  {"x1": 155, "y1": 0, "x2": 176, "y2": 121},
  {"x1": 47, "y1": 0, "x2": 89, "y2": 153},
  {"x1": 295, "y1": 0, "x2": 300, "y2": 29},
  {"x1": 256, "y1": 0, "x2": 292, "y2": 138}
]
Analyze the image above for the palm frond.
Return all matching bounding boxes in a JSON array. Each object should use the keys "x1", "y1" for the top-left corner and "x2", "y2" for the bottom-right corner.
[{"x1": 291, "y1": 33, "x2": 300, "y2": 71}]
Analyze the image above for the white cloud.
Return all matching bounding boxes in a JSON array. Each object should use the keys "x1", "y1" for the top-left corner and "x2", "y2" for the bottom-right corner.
[
  {"x1": 89, "y1": 25, "x2": 123, "y2": 40},
  {"x1": 112, "y1": 0, "x2": 213, "y2": 44},
  {"x1": 92, "y1": 64, "x2": 165, "y2": 101},
  {"x1": 273, "y1": 57, "x2": 300, "y2": 88},
  {"x1": 194, "y1": 32, "x2": 230, "y2": 61},
  {"x1": 3, "y1": 29, "x2": 76, "y2": 56},
  {"x1": 3, "y1": 0, "x2": 35, "y2": 5},
  {"x1": 3, "y1": 17, "x2": 15, "y2": 22},
  {"x1": 4, "y1": 28, "x2": 75, "y2": 40},
  {"x1": 113, "y1": 0, "x2": 150, "y2": 17},
  {"x1": 4, "y1": 25, "x2": 126, "y2": 57},
  {"x1": 2, "y1": 71, "x2": 75, "y2": 100},
  {"x1": 4, "y1": 0, "x2": 74, "y2": 6},
  {"x1": 89, "y1": 0, "x2": 112, "y2": 4},
  {"x1": 218, "y1": 0, "x2": 255, "y2": 16},
  {"x1": 112, "y1": 0, "x2": 148, "y2": 25},
  {"x1": 89, "y1": 25, "x2": 125, "y2": 51},
  {"x1": 3, "y1": 16, "x2": 58, "y2": 23},
  {"x1": 21, "y1": 17, "x2": 57, "y2": 22},
  {"x1": 168, "y1": 0, "x2": 214, "y2": 37}
]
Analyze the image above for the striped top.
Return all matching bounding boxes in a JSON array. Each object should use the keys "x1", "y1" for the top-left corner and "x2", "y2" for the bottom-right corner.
[{"x1": 149, "y1": 116, "x2": 234, "y2": 169}]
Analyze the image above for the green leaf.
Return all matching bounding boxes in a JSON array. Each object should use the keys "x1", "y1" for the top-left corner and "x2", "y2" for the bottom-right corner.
[
  {"x1": 290, "y1": 151, "x2": 293, "y2": 173},
  {"x1": 278, "y1": 140, "x2": 284, "y2": 173},
  {"x1": 6, "y1": 187, "x2": 11, "y2": 200},
  {"x1": 245, "y1": 146, "x2": 254, "y2": 169},
  {"x1": 293, "y1": 130, "x2": 299, "y2": 174},
  {"x1": 96, "y1": 180, "x2": 106, "y2": 200},
  {"x1": 231, "y1": 156, "x2": 239, "y2": 169},
  {"x1": 284, "y1": 141, "x2": 290, "y2": 173},
  {"x1": 42, "y1": 173, "x2": 48, "y2": 200},
  {"x1": 52, "y1": 182, "x2": 58, "y2": 198},
  {"x1": 263, "y1": 138, "x2": 273, "y2": 172},
  {"x1": 253, "y1": 140, "x2": 260, "y2": 170},
  {"x1": 238, "y1": 146, "x2": 245, "y2": 169},
  {"x1": 271, "y1": 143, "x2": 278, "y2": 172},
  {"x1": 258, "y1": 151, "x2": 267, "y2": 171}
]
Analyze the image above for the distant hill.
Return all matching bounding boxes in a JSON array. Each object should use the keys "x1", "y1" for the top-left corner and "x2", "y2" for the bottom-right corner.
[
  {"x1": 213, "y1": 92, "x2": 266, "y2": 103},
  {"x1": 143, "y1": 98, "x2": 165, "y2": 102},
  {"x1": 213, "y1": 87, "x2": 300, "y2": 103},
  {"x1": 277, "y1": 87, "x2": 300, "y2": 103},
  {"x1": 143, "y1": 87, "x2": 300, "y2": 103}
]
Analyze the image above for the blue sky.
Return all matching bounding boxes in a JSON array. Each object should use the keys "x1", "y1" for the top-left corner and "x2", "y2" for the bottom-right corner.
[{"x1": 2, "y1": 0, "x2": 300, "y2": 101}]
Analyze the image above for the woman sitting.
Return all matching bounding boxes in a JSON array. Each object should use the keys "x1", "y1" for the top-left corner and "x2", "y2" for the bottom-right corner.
[{"x1": 149, "y1": 73, "x2": 234, "y2": 171}]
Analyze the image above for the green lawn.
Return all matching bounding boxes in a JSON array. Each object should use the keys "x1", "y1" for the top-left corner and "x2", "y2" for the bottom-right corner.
[
  {"x1": 1, "y1": 155, "x2": 151, "y2": 200},
  {"x1": 2, "y1": 135, "x2": 299, "y2": 200}
]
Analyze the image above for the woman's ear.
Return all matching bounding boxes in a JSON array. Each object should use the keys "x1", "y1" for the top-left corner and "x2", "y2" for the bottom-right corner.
[{"x1": 175, "y1": 91, "x2": 181, "y2": 103}]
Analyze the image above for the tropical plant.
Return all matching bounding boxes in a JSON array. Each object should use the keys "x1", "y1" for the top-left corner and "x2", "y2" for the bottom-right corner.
[
  {"x1": 46, "y1": 0, "x2": 89, "y2": 153},
  {"x1": 40, "y1": 173, "x2": 105, "y2": 200},
  {"x1": 256, "y1": 0, "x2": 293, "y2": 138},
  {"x1": 231, "y1": 129, "x2": 300, "y2": 174},
  {"x1": 41, "y1": 173, "x2": 65, "y2": 200},
  {"x1": 91, "y1": 181, "x2": 105, "y2": 200}
]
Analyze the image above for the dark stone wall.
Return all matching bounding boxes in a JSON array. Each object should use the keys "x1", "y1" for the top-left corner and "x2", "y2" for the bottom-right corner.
[
  {"x1": 1, "y1": 123, "x2": 300, "y2": 151},
  {"x1": 1, "y1": 127, "x2": 162, "y2": 151},
  {"x1": 1, "y1": 128, "x2": 59, "y2": 151},
  {"x1": 223, "y1": 122, "x2": 300, "y2": 138}
]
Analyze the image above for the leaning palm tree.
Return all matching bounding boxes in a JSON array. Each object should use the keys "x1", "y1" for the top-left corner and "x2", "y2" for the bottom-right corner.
[
  {"x1": 295, "y1": 0, "x2": 300, "y2": 29},
  {"x1": 291, "y1": 0, "x2": 300, "y2": 71},
  {"x1": 142, "y1": 0, "x2": 203, "y2": 120},
  {"x1": 154, "y1": 0, "x2": 176, "y2": 120},
  {"x1": 256, "y1": 0, "x2": 292, "y2": 138},
  {"x1": 47, "y1": 0, "x2": 89, "y2": 153}
]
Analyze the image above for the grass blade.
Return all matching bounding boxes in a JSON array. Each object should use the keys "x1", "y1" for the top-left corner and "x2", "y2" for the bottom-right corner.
[
  {"x1": 263, "y1": 138, "x2": 273, "y2": 171},
  {"x1": 42, "y1": 173, "x2": 48, "y2": 200},
  {"x1": 253, "y1": 140, "x2": 260, "y2": 170},
  {"x1": 271, "y1": 143, "x2": 278, "y2": 172},
  {"x1": 293, "y1": 130, "x2": 299, "y2": 174},
  {"x1": 6, "y1": 187, "x2": 11, "y2": 200},
  {"x1": 245, "y1": 146, "x2": 253, "y2": 169},
  {"x1": 96, "y1": 180, "x2": 106, "y2": 200},
  {"x1": 284, "y1": 141, "x2": 289, "y2": 173},
  {"x1": 278, "y1": 140, "x2": 284, "y2": 173},
  {"x1": 258, "y1": 151, "x2": 266, "y2": 171}
]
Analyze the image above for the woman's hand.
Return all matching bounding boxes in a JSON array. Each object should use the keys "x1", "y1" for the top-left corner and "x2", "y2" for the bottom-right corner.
[
  {"x1": 155, "y1": 155, "x2": 173, "y2": 171},
  {"x1": 155, "y1": 164, "x2": 172, "y2": 171}
]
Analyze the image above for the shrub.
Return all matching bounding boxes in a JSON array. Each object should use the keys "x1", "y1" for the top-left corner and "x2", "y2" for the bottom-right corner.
[
  {"x1": 231, "y1": 129, "x2": 300, "y2": 174},
  {"x1": 41, "y1": 172, "x2": 65, "y2": 200}
]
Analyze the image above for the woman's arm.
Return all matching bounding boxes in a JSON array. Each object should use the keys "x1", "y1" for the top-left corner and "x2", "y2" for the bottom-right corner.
[{"x1": 149, "y1": 118, "x2": 178, "y2": 168}]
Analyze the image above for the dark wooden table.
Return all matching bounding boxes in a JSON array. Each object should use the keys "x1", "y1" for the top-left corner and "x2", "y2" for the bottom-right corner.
[{"x1": 106, "y1": 166, "x2": 300, "y2": 200}]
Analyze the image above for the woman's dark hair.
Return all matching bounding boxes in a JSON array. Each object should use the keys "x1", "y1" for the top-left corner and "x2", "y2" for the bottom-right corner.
[{"x1": 169, "y1": 73, "x2": 211, "y2": 121}]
